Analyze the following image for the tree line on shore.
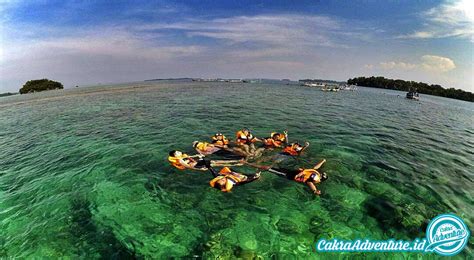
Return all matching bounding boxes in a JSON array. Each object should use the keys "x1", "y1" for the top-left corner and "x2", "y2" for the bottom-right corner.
[
  {"x1": 19, "y1": 79, "x2": 63, "y2": 94},
  {"x1": 347, "y1": 76, "x2": 473, "y2": 102}
]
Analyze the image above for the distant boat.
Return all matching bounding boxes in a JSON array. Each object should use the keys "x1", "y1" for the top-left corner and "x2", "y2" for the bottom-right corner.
[
  {"x1": 406, "y1": 90, "x2": 419, "y2": 100},
  {"x1": 303, "y1": 82, "x2": 326, "y2": 87},
  {"x1": 322, "y1": 86, "x2": 340, "y2": 92}
]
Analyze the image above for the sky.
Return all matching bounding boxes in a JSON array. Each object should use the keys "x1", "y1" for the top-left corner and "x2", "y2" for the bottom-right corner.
[{"x1": 0, "y1": 0, "x2": 473, "y2": 92}]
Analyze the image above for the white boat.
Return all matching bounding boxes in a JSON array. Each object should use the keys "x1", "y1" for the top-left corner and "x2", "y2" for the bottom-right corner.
[
  {"x1": 406, "y1": 91, "x2": 419, "y2": 100},
  {"x1": 303, "y1": 82, "x2": 326, "y2": 87}
]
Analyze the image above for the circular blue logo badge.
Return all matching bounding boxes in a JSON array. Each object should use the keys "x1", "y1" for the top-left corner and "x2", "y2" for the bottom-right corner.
[{"x1": 425, "y1": 214, "x2": 470, "y2": 256}]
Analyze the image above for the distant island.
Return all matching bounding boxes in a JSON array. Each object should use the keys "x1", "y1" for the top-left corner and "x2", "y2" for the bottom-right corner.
[
  {"x1": 348, "y1": 76, "x2": 473, "y2": 102},
  {"x1": 299, "y1": 79, "x2": 346, "y2": 84},
  {"x1": 0, "y1": 92, "x2": 18, "y2": 97},
  {"x1": 144, "y1": 78, "x2": 194, "y2": 82},
  {"x1": 19, "y1": 79, "x2": 63, "y2": 94}
]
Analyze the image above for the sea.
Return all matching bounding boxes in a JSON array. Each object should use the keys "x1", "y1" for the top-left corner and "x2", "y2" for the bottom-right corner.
[{"x1": 0, "y1": 81, "x2": 472, "y2": 258}]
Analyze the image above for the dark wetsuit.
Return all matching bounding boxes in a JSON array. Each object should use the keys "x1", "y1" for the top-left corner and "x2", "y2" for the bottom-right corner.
[
  {"x1": 194, "y1": 158, "x2": 211, "y2": 169},
  {"x1": 212, "y1": 149, "x2": 244, "y2": 160}
]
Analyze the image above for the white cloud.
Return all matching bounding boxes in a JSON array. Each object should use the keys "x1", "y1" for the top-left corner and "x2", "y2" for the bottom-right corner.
[
  {"x1": 380, "y1": 61, "x2": 418, "y2": 70},
  {"x1": 137, "y1": 14, "x2": 369, "y2": 49},
  {"x1": 374, "y1": 55, "x2": 456, "y2": 73},
  {"x1": 398, "y1": 0, "x2": 474, "y2": 40},
  {"x1": 1, "y1": 13, "x2": 381, "y2": 91},
  {"x1": 420, "y1": 55, "x2": 456, "y2": 72}
]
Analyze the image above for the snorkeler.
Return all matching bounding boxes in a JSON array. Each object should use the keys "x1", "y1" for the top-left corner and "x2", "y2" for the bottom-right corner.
[
  {"x1": 193, "y1": 141, "x2": 221, "y2": 155},
  {"x1": 262, "y1": 130, "x2": 288, "y2": 148},
  {"x1": 193, "y1": 141, "x2": 243, "y2": 159},
  {"x1": 209, "y1": 167, "x2": 261, "y2": 192},
  {"x1": 256, "y1": 141, "x2": 310, "y2": 166},
  {"x1": 250, "y1": 159, "x2": 328, "y2": 195},
  {"x1": 168, "y1": 150, "x2": 244, "y2": 171},
  {"x1": 235, "y1": 128, "x2": 265, "y2": 159},
  {"x1": 235, "y1": 128, "x2": 260, "y2": 146},
  {"x1": 211, "y1": 133, "x2": 230, "y2": 148},
  {"x1": 281, "y1": 142, "x2": 310, "y2": 156}
]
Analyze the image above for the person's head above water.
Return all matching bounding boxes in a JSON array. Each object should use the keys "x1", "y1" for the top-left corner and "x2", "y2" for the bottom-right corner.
[
  {"x1": 169, "y1": 150, "x2": 183, "y2": 157},
  {"x1": 317, "y1": 172, "x2": 328, "y2": 182},
  {"x1": 214, "y1": 178, "x2": 227, "y2": 190},
  {"x1": 272, "y1": 133, "x2": 284, "y2": 141},
  {"x1": 289, "y1": 142, "x2": 303, "y2": 150},
  {"x1": 214, "y1": 133, "x2": 226, "y2": 140}
]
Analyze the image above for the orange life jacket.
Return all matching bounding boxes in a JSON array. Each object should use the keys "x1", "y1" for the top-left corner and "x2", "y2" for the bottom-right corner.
[
  {"x1": 263, "y1": 138, "x2": 275, "y2": 147},
  {"x1": 294, "y1": 169, "x2": 318, "y2": 183},
  {"x1": 168, "y1": 153, "x2": 190, "y2": 170},
  {"x1": 283, "y1": 144, "x2": 300, "y2": 156},
  {"x1": 212, "y1": 135, "x2": 229, "y2": 146},
  {"x1": 271, "y1": 132, "x2": 286, "y2": 142},
  {"x1": 209, "y1": 167, "x2": 246, "y2": 192},
  {"x1": 236, "y1": 130, "x2": 255, "y2": 144},
  {"x1": 264, "y1": 138, "x2": 282, "y2": 148},
  {"x1": 196, "y1": 142, "x2": 210, "y2": 151}
]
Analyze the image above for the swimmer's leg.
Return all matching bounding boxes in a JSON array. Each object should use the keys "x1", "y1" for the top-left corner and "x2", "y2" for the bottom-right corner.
[
  {"x1": 238, "y1": 171, "x2": 261, "y2": 185},
  {"x1": 253, "y1": 148, "x2": 266, "y2": 159},
  {"x1": 249, "y1": 143, "x2": 256, "y2": 154},
  {"x1": 268, "y1": 168, "x2": 287, "y2": 178},
  {"x1": 225, "y1": 147, "x2": 247, "y2": 157},
  {"x1": 210, "y1": 159, "x2": 244, "y2": 167},
  {"x1": 242, "y1": 144, "x2": 251, "y2": 155}
]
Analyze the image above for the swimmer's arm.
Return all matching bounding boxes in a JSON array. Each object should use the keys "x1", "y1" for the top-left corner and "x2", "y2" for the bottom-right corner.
[
  {"x1": 178, "y1": 159, "x2": 195, "y2": 169},
  {"x1": 244, "y1": 161, "x2": 269, "y2": 170},
  {"x1": 195, "y1": 149, "x2": 206, "y2": 155},
  {"x1": 301, "y1": 141, "x2": 310, "y2": 152},
  {"x1": 178, "y1": 158, "x2": 206, "y2": 171},
  {"x1": 313, "y1": 159, "x2": 326, "y2": 170},
  {"x1": 306, "y1": 182, "x2": 321, "y2": 195}
]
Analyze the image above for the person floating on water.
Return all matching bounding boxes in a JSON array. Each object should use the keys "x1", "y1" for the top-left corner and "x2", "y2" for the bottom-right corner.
[
  {"x1": 234, "y1": 128, "x2": 265, "y2": 159},
  {"x1": 211, "y1": 133, "x2": 229, "y2": 148},
  {"x1": 262, "y1": 130, "x2": 288, "y2": 148},
  {"x1": 168, "y1": 150, "x2": 243, "y2": 171},
  {"x1": 193, "y1": 141, "x2": 221, "y2": 156},
  {"x1": 167, "y1": 129, "x2": 328, "y2": 196},
  {"x1": 249, "y1": 159, "x2": 328, "y2": 195},
  {"x1": 193, "y1": 141, "x2": 243, "y2": 159},
  {"x1": 209, "y1": 167, "x2": 261, "y2": 192},
  {"x1": 281, "y1": 142, "x2": 310, "y2": 156}
]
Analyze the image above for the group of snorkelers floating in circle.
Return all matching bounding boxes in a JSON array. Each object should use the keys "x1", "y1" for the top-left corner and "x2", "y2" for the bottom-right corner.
[{"x1": 168, "y1": 128, "x2": 328, "y2": 195}]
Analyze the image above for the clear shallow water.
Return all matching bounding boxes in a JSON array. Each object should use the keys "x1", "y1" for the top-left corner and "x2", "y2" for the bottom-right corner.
[{"x1": 0, "y1": 82, "x2": 473, "y2": 258}]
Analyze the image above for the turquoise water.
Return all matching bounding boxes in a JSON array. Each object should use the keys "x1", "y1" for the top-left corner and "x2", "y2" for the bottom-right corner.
[{"x1": 0, "y1": 82, "x2": 473, "y2": 258}]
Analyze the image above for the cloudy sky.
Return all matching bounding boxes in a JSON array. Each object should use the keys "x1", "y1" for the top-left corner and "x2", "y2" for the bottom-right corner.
[{"x1": 0, "y1": 0, "x2": 473, "y2": 92}]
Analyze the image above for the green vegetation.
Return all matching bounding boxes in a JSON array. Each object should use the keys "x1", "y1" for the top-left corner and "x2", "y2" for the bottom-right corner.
[
  {"x1": 348, "y1": 76, "x2": 473, "y2": 102},
  {"x1": 299, "y1": 79, "x2": 345, "y2": 84},
  {"x1": 19, "y1": 79, "x2": 63, "y2": 94},
  {"x1": 0, "y1": 92, "x2": 18, "y2": 97}
]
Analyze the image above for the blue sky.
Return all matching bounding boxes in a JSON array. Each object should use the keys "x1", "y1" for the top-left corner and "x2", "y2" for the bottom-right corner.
[{"x1": 0, "y1": 0, "x2": 473, "y2": 92}]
